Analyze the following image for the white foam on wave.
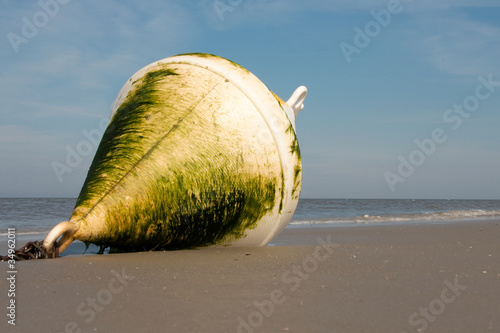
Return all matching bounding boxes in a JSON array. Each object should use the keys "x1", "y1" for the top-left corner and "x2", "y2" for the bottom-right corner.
[
  {"x1": 290, "y1": 209, "x2": 500, "y2": 226},
  {"x1": 0, "y1": 230, "x2": 49, "y2": 237}
]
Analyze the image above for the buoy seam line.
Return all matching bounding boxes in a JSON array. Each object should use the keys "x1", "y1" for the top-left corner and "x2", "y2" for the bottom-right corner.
[
  {"x1": 166, "y1": 60, "x2": 290, "y2": 245},
  {"x1": 76, "y1": 77, "x2": 226, "y2": 225},
  {"x1": 181, "y1": 61, "x2": 288, "y2": 245},
  {"x1": 168, "y1": 55, "x2": 292, "y2": 244}
]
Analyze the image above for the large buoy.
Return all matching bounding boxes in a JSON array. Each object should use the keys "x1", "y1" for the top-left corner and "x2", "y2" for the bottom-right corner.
[{"x1": 43, "y1": 53, "x2": 307, "y2": 256}]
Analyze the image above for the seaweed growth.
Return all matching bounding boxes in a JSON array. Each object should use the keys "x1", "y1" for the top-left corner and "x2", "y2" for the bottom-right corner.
[{"x1": 69, "y1": 62, "x2": 281, "y2": 251}]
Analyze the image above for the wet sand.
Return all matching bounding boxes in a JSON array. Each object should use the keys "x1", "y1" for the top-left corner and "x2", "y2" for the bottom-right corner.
[{"x1": 1, "y1": 220, "x2": 499, "y2": 333}]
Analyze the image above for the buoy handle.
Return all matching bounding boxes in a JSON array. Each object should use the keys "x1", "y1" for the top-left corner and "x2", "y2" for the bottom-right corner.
[
  {"x1": 43, "y1": 222, "x2": 79, "y2": 258},
  {"x1": 286, "y1": 86, "x2": 307, "y2": 117}
]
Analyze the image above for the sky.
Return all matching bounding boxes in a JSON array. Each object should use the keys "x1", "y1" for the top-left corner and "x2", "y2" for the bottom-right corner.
[{"x1": 0, "y1": 0, "x2": 499, "y2": 199}]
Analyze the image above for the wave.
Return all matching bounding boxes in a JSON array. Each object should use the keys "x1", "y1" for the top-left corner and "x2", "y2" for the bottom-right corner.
[
  {"x1": 0, "y1": 230, "x2": 49, "y2": 237},
  {"x1": 290, "y1": 209, "x2": 500, "y2": 226},
  {"x1": 1, "y1": 210, "x2": 498, "y2": 235}
]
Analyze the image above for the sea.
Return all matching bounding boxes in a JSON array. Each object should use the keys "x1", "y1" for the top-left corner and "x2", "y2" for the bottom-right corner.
[{"x1": 1, "y1": 198, "x2": 499, "y2": 255}]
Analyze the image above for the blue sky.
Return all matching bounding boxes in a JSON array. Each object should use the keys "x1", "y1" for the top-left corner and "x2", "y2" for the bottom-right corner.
[{"x1": 1, "y1": 0, "x2": 499, "y2": 199}]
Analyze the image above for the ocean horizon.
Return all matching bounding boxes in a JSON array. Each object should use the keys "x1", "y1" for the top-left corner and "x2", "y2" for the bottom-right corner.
[{"x1": 1, "y1": 198, "x2": 499, "y2": 237}]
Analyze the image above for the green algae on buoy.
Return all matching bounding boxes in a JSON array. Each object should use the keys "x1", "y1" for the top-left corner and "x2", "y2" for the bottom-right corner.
[{"x1": 43, "y1": 53, "x2": 307, "y2": 256}]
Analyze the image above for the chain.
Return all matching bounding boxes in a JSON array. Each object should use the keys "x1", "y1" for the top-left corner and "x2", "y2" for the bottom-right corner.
[{"x1": 1, "y1": 240, "x2": 55, "y2": 261}]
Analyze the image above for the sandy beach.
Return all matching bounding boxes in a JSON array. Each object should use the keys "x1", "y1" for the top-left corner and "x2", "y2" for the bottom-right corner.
[{"x1": 2, "y1": 220, "x2": 499, "y2": 333}]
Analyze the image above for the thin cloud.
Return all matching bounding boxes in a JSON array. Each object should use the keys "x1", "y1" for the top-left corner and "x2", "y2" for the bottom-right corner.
[
  {"x1": 418, "y1": 16, "x2": 500, "y2": 76},
  {"x1": 199, "y1": 0, "x2": 500, "y2": 26},
  {"x1": 1, "y1": 0, "x2": 197, "y2": 122}
]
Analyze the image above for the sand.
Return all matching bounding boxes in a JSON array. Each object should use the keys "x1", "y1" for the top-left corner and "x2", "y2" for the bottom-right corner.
[{"x1": 1, "y1": 220, "x2": 499, "y2": 333}]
